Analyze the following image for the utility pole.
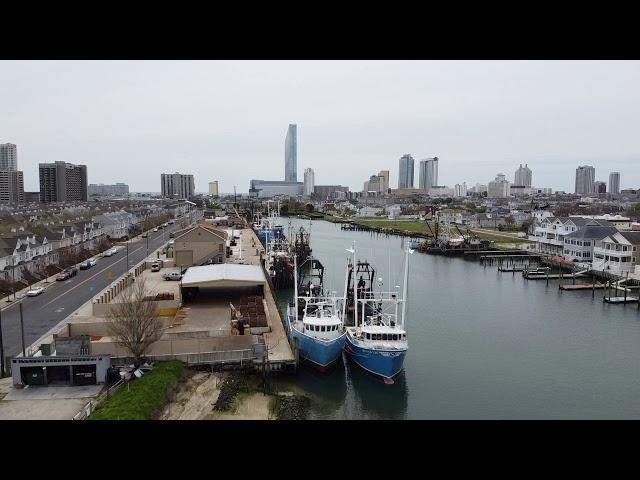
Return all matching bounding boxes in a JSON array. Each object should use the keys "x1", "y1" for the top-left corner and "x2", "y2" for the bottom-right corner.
[
  {"x1": 20, "y1": 302, "x2": 26, "y2": 357},
  {"x1": 0, "y1": 307, "x2": 4, "y2": 377}
]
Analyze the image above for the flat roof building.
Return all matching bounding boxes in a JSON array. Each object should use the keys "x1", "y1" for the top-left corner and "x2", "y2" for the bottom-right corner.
[{"x1": 39, "y1": 161, "x2": 88, "y2": 203}]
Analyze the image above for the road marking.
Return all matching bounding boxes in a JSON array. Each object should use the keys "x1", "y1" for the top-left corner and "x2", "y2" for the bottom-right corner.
[{"x1": 41, "y1": 244, "x2": 145, "y2": 308}]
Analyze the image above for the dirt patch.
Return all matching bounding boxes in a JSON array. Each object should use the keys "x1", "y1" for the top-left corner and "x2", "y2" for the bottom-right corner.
[
  {"x1": 160, "y1": 371, "x2": 225, "y2": 420},
  {"x1": 206, "y1": 392, "x2": 274, "y2": 420}
]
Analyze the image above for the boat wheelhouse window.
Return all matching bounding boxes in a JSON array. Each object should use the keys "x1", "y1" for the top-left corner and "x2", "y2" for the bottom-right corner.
[
  {"x1": 375, "y1": 334, "x2": 382, "y2": 340},
  {"x1": 382, "y1": 334, "x2": 388, "y2": 341},
  {"x1": 321, "y1": 326, "x2": 326, "y2": 332}
]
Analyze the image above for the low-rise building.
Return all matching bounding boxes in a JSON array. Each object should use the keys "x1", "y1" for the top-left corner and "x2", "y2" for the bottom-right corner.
[
  {"x1": 592, "y1": 231, "x2": 640, "y2": 275},
  {"x1": 172, "y1": 223, "x2": 229, "y2": 267},
  {"x1": 562, "y1": 221, "x2": 618, "y2": 263}
]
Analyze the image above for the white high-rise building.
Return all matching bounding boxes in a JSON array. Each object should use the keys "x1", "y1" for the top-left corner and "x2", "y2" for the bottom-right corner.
[
  {"x1": 303, "y1": 168, "x2": 315, "y2": 196},
  {"x1": 454, "y1": 182, "x2": 467, "y2": 197},
  {"x1": 488, "y1": 174, "x2": 511, "y2": 198},
  {"x1": 209, "y1": 181, "x2": 219, "y2": 196},
  {"x1": 514, "y1": 164, "x2": 532, "y2": 187},
  {"x1": 575, "y1": 165, "x2": 595, "y2": 195},
  {"x1": 418, "y1": 157, "x2": 439, "y2": 190},
  {"x1": 609, "y1": 172, "x2": 620, "y2": 195},
  {"x1": 0, "y1": 143, "x2": 17, "y2": 171},
  {"x1": 378, "y1": 170, "x2": 389, "y2": 192}
]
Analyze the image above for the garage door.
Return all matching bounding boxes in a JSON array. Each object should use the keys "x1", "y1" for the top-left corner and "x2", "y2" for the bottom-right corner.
[
  {"x1": 21, "y1": 367, "x2": 46, "y2": 386},
  {"x1": 47, "y1": 365, "x2": 71, "y2": 385},
  {"x1": 72, "y1": 364, "x2": 97, "y2": 386},
  {"x1": 175, "y1": 250, "x2": 193, "y2": 268}
]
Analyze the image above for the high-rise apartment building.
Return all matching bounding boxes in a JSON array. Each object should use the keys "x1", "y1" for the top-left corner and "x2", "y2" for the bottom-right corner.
[
  {"x1": 161, "y1": 172, "x2": 195, "y2": 199},
  {"x1": 488, "y1": 174, "x2": 511, "y2": 198},
  {"x1": 209, "y1": 181, "x2": 219, "y2": 196},
  {"x1": 0, "y1": 143, "x2": 17, "y2": 171},
  {"x1": 303, "y1": 168, "x2": 315, "y2": 196},
  {"x1": 0, "y1": 170, "x2": 24, "y2": 204},
  {"x1": 454, "y1": 182, "x2": 467, "y2": 197},
  {"x1": 609, "y1": 172, "x2": 620, "y2": 195},
  {"x1": 39, "y1": 161, "x2": 88, "y2": 202},
  {"x1": 285, "y1": 124, "x2": 297, "y2": 182},
  {"x1": 514, "y1": 164, "x2": 532, "y2": 187},
  {"x1": 378, "y1": 170, "x2": 389, "y2": 193},
  {"x1": 418, "y1": 157, "x2": 439, "y2": 190},
  {"x1": 398, "y1": 154, "x2": 415, "y2": 189},
  {"x1": 593, "y1": 181, "x2": 607, "y2": 194},
  {"x1": 575, "y1": 165, "x2": 595, "y2": 195}
]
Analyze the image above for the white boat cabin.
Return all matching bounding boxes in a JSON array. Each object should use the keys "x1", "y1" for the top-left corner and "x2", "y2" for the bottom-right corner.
[{"x1": 298, "y1": 301, "x2": 344, "y2": 341}]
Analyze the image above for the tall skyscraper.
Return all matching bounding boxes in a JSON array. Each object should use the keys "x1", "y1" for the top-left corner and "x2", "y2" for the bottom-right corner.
[
  {"x1": 304, "y1": 168, "x2": 315, "y2": 196},
  {"x1": 285, "y1": 124, "x2": 297, "y2": 182},
  {"x1": 514, "y1": 164, "x2": 532, "y2": 187},
  {"x1": 609, "y1": 172, "x2": 620, "y2": 194},
  {"x1": 575, "y1": 165, "x2": 595, "y2": 195},
  {"x1": 39, "y1": 161, "x2": 88, "y2": 202},
  {"x1": 418, "y1": 157, "x2": 439, "y2": 190},
  {"x1": 161, "y1": 172, "x2": 195, "y2": 199},
  {"x1": 0, "y1": 143, "x2": 17, "y2": 171},
  {"x1": 208, "y1": 181, "x2": 219, "y2": 196},
  {"x1": 398, "y1": 154, "x2": 415, "y2": 189}
]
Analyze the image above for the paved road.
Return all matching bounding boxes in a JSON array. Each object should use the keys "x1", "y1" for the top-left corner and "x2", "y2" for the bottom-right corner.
[{"x1": 0, "y1": 221, "x2": 189, "y2": 361}]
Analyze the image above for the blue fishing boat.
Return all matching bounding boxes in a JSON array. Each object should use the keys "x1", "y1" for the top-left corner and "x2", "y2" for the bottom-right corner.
[
  {"x1": 286, "y1": 256, "x2": 346, "y2": 371},
  {"x1": 343, "y1": 242, "x2": 412, "y2": 384}
]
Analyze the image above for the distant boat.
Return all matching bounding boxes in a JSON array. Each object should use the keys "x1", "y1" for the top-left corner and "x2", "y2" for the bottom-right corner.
[
  {"x1": 287, "y1": 255, "x2": 346, "y2": 371},
  {"x1": 343, "y1": 241, "x2": 411, "y2": 384}
]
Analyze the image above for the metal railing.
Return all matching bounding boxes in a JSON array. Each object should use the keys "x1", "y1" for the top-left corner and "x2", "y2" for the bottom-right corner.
[{"x1": 72, "y1": 379, "x2": 125, "y2": 420}]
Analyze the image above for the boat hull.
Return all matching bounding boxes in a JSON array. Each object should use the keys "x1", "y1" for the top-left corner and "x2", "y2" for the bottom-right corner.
[
  {"x1": 344, "y1": 335, "x2": 407, "y2": 383},
  {"x1": 287, "y1": 311, "x2": 346, "y2": 370}
]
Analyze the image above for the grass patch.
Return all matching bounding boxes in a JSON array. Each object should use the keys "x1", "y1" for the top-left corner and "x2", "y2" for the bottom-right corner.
[
  {"x1": 89, "y1": 361, "x2": 184, "y2": 420},
  {"x1": 354, "y1": 219, "x2": 433, "y2": 234}
]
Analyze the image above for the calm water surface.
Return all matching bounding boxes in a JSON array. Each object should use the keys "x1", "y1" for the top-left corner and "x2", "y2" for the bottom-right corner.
[{"x1": 273, "y1": 218, "x2": 640, "y2": 419}]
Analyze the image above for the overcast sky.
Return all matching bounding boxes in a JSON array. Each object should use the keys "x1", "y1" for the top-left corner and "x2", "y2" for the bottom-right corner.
[{"x1": 1, "y1": 60, "x2": 639, "y2": 194}]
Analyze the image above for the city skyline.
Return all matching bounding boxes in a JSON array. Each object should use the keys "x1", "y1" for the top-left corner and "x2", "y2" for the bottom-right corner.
[{"x1": 1, "y1": 61, "x2": 640, "y2": 192}]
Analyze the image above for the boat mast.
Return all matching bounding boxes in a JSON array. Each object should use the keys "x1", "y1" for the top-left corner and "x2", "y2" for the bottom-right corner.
[
  {"x1": 342, "y1": 246, "x2": 350, "y2": 321},
  {"x1": 401, "y1": 241, "x2": 410, "y2": 330},
  {"x1": 353, "y1": 242, "x2": 358, "y2": 328},
  {"x1": 294, "y1": 255, "x2": 299, "y2": 324}
]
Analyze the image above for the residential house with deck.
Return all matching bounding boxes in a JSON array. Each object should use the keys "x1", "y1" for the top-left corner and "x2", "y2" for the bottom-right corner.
[
  {"x1": 592, "y1": 231, "x2": 640, "y2": 275},
  {"x1": 562, "y1": 221, "x2": 618, "y2": 263}
]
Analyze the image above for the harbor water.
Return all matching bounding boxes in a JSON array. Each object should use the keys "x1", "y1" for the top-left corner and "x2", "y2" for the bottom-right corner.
[{"x1": 274, "y1": 218, "x2": 640, "y2": 419}]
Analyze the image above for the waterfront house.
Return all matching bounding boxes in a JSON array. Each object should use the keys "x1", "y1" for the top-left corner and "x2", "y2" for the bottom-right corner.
[
  {"x1": 562, "y1": 221, "x2": 618, "y2": 263},
  {"x1": 529, "y1": 217, "x2": 612, "y2": 255},
  {"x1": 592, "y1": 231, "x2": 640, "y2": 275}
]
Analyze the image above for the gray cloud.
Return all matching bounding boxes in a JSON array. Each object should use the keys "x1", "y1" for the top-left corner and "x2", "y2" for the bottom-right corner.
[{"x1": 1, "y1": 60, "x2": 639, "y2": 193}]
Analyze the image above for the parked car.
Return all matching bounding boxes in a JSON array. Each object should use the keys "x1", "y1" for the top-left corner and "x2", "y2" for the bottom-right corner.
[
  {"x1": 79, "y1": 260, "x2": 91, "y2": 270},
  {"x1": 162, "y1": 271, "x2": 182, "y2": 281},
  {"x1": 108, "y1": 248, "x2": 118, "y2": 255},
  {"x1": 104, "y1": 249, "x2": 114, "y2": 257},
  {"x1": 168, "y1": 220, "x2": 174, "y2": 224},
  {"x1": 153, "y1": 227, "x2": 159, "y2": 232},
  {"x1": 26, "y1": 286, "x2": 45, "y2": 297},
  {"x1": 88, "y1": 258, "x2": 97, "y2": 267},
  {"x1": 151, "y1": 262, "x2": 162, "y2": 272},
  {"x1": 142, "y1": 233, "x2": 148, "y2": 238},
  {"x1": 56, "y1": 268, "x2": 78, "y2": 281}
]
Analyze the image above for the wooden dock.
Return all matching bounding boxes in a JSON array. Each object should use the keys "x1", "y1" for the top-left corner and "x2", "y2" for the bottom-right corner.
[
  {"x1": 604, "y1": 296, "x2": 639, "y2": 304},
  {"x1": 559, "y1": 283, "x2": 606, "y2": 291}
]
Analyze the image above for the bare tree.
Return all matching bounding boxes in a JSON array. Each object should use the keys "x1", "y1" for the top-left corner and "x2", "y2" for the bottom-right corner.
[{"x1": 107, "y1": 278, "x2": 164, "y2": 366}]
